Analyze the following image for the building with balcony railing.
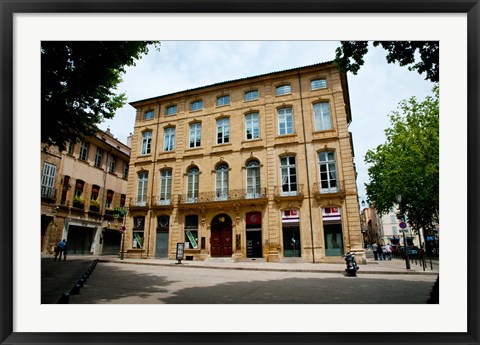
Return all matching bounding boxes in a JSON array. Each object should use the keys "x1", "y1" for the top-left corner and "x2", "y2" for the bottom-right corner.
[
  {"x1": 124, "y1": 61, "x2": 364, "y2": 263},
  {"x1": 41, "y1": 128, "x2": 131, "y2": 255}
]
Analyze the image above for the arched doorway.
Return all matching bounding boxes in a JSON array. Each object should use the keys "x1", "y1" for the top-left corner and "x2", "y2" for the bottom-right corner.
[{"x1": 211, "y1": 214, "x2": 232, "y2": 257}]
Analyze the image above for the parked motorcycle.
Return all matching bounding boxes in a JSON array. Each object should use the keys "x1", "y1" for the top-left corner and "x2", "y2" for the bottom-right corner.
[{"x1": 344, "y1": 252, "x2": 359, "y2": 277}]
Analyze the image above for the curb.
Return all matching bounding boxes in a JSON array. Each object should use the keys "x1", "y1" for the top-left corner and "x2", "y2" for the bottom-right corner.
[{"x1": 97, "y1": 258, "x2": 438, "y2": 276}]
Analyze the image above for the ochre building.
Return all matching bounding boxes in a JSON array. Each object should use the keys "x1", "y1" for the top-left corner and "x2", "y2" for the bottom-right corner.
[
  {"x1": 41, "y1": 129, "x2": 131, "y2": 255},
  {"x1": 125, "y1": 61, "x2": 364, "y2": 263}
]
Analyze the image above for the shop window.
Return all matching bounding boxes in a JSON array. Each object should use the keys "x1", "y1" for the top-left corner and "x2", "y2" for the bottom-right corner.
[
  {"x1": 132, "y1": 216, "x2": 145, "y2": 249},
  {"x1": 185, "y1": 215, "x2": 199, "y2": 249},
  {"x1": 323, "y1": 207, "x2": 343, "y2": 256}
]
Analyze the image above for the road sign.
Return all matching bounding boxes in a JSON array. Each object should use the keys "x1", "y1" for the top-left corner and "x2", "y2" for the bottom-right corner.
[
  {"x1": 399, "y1": 221, "x2": 407, "y2": 229},
  {"x1": 120, "y1": 226, "x2": 126, "y2": 233}
]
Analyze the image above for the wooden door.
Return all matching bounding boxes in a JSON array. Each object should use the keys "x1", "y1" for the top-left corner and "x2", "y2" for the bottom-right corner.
[{"x1": 211, "y1": 214, "x2": 232, "y2": 257}]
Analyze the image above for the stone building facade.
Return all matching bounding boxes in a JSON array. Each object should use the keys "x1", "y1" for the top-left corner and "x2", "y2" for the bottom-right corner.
[
  {"x1": 41, "y1": 129, "x2": 131, "y2": 255},
  {"x1": 125, "y1": 61, "x2": 364, "y2": 263}
]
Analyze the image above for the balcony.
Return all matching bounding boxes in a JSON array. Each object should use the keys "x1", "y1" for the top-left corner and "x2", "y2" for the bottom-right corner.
[
  {"x1": 103, "y1": 208, "x2": 124, "y2": 221},
  {"x1": 151, "y1": 196, "x2": 174, "y2": 210},
  {"x1": 129, "y1": 197, "x2": 150, "y2": 211},
  {"x1": 41, "y1": 186, "x2": 56, "y2": 202},
  {"x1": 177, "y1": 188, "x2": 268, "y2": 211},
  {"x1": 273, "y1": 184, "x2": 304, "y2": 206},
  {"x1": 313, "y1": 181, "x2": 345, "y2": 202}
]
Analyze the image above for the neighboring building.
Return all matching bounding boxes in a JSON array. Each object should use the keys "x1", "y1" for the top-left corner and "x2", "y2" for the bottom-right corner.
[
  {"x1": 124, "y1": 61, "x2": 364, "y2": 263},
  {"x1": 360, "y1": 204, "x2": 417, "y2": 248},
  {"x1": 41, "y1": 129, "x2": 131, "y2": 255}
]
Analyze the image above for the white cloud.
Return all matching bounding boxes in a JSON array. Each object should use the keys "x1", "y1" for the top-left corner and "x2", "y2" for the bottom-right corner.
[{"x1": 99, "y1": 41, "x2": 434, "y2": 198}]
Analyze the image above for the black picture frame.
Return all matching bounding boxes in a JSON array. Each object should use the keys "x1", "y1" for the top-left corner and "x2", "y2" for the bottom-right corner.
[{"x1": 1, "y1": 1, "x2": 478, "y2": 344}]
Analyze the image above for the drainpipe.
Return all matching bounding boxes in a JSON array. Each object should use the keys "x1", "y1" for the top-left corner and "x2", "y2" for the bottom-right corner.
[
  {"x1": 145, "y1": 103, "x2": 162, "y2": 258},
  {"x1": 297, "y1": 71, "x2": 315, "y2": 263}
]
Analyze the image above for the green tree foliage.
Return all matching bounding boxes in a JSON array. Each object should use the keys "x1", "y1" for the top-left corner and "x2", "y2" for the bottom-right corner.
[
  {"x1": 365, "y1": 85, "x2": 439, "y2": 233},
  {"x1": 41, "y1": 41, "x2": 159, "y2": 151},
  {"x1": 335, "y1": 41, "x2": 439, "y2": 82}
]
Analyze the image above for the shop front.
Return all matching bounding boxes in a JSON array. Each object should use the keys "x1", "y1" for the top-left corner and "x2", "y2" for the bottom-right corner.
[
  {"x1": 323, "y1": 207, "x2": 344, "y2": 257},
  {"x1": 282, "y1": 209, "x2": 301, "y2": 258},
  {"x1": 246, "y1": 212, "x2": 262, "y2": 258}
]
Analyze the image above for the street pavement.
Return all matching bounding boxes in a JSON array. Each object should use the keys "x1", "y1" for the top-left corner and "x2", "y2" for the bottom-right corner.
[{"x1": 41, "y1": 252, "x2": 438, "y2": 304}]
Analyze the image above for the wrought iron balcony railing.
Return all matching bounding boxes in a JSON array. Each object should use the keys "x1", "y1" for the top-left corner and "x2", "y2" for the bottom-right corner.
[
  {"x1": 41, "y1": 186, "x2": 56, "y2": 201},
  {"x1": 273, "y1": 184, "x2": 304, "y2": 198},
  {"x1": 178, "y1": 188, "x2": 267, "y2": 205},
  {"x1": 129, "y1": 197, "x2": 150, "y2": 208},
  {"x1": 313, "y1": 181, "x2": 345, "y2": 200},
  {"x1": 151, "y1": 195, "x2": 173, "y2": 209}
]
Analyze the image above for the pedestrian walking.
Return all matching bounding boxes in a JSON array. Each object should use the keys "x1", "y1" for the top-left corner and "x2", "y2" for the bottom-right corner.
[
  {"x1": 372, "y1": 243, "x2": 378, "y2": 261},
  {"x1": 385, "y1": 243, "x2": 393, "y2": 260},
  {"x1": 62, "y1": 241, "x2": 68, "y2": 261},
  {"x1": 54, "y1": 239, "x2": 67, "y2": 261},
  {"x1": 376, "y1": 243, "x2": 383, "y2": 261}
]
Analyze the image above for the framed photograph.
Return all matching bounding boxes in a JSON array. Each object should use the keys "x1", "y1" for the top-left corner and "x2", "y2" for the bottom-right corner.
[{"x1": 1, "y1": 1, "x2": 478, "y2": 344}]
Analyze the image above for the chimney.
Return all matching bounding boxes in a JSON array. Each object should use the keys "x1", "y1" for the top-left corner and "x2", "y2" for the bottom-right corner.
[{"x1": 127, "y1": 132, "x2": 133, "y2": 148}]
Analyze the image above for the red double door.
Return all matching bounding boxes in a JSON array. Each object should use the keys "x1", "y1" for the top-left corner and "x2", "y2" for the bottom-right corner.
[{"x1": 210, "y1": 214, "x2": 232, "y2": 257}]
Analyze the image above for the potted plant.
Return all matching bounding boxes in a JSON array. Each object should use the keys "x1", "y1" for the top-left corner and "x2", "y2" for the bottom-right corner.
[
  {"x1": 89, "y1": 199, "x2": 100, "y2": 212},
  {"x1": 72, "y1": 196, "x2": 85, "y2": 209}
]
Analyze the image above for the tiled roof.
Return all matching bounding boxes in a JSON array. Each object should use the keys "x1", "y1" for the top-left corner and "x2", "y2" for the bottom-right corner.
[{"x1": 129, "y1": 60, "x2": 335, "y2": 106}]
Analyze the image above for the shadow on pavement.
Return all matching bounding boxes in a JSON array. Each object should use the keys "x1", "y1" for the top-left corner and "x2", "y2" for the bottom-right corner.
[
  {"x1": 67, "y1": 263, "x2": 437, "y2": 304},
  {"x1": 41, "y1": 256, "x2": 97, "y2": 304}
]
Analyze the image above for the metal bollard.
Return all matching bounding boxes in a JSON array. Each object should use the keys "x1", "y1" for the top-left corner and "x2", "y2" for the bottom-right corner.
[
  {"x1": 70, "y1": 284, "x2": 81, "y2": 295},
  {"x1": 57, "y1": 292, "x2": 70, "y2": 304}
]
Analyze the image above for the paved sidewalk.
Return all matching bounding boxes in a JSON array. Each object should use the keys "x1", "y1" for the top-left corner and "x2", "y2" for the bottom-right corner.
[{"x1": 89, "y1": 254, "x2": 438, "y2": 275}]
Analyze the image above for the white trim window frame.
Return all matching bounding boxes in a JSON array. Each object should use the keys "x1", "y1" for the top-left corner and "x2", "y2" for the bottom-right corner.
[
  {"x1": 313, "y1": 102, "x2": 332, "y2": 131},
  {"x1": 141, "y1": 131, "x2": 152, "y2": 155},
  {"x1": 311, "y1": 78, "x2": 327, "y2": 90},
  {"x1": 137, "y1": 172, "x2": 148, "y2": 206},
  {"x1": 123, "y1": 161, "x2": 129, "y2": 179},
  {"x1": 245, "y1": 113, "x2": 260, "y2": 140},
  {"x1": 216, "y1": 118, "x2": 230, "y2": 144},
  {"x1": 277, "y1": 107, "x2": 294, "y2": 135},
  {"x1": 276, "y1": 84, "x2": 291, "y2": 96},
  {"x1": 163, "y1": 127, "x2": 175, "y2": 152},
  {"x1": 189, "y1": 123, "x2": 202, "y2": 148},
  {"x1": 159, "y1": 170, "x2": 172, "y2": 205},
  {"x1": 186, "y1": 168, "x2": 199, "y2": 203},
  {"x1": 280, "y1": 156, "x2": 298, "y2": 196},
  {"x1": 41, "y1": 162, "x2": 57, "y2": 198},
  {"x1": 190, "y1": 100, "x2": 203, "y2": 111},
  {"x1": 216, "y1": 95, "x2": 230, "y2": 106},
  {"x1": 244, "y1": 90, "x2": 259, "y2": 101},
  {"x1": 215, "y1": 164, "x2": 229, "y2": 201},
  {"x1": 165, "y1": 105, "x2": 177, "y2": 116},
  {"x1": 144, "y1": 110, "x2": 154, "y2": 120},
  {"x1": 79, "y1": 141, "x2": 89, "y2": 161},
  {"x1": 94, "y1": 148, "x2": 103, "y2": 168},
  {"x1": 109, "y1": 156, "x2": 116, "y2": 174},
  {"x1": 246, "y1": 160, "x2": 261, "y2": 199},
  {"x1": 318, "y1": 151, "x2": 338, "y2": 193}
]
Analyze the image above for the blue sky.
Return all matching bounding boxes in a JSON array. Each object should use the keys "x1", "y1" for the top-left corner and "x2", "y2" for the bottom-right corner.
[{"x1": 99, "y1": 41, "x2": 434, "y2": 202}]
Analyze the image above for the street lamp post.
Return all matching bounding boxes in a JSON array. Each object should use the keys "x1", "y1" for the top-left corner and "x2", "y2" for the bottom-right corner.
[
  {"x1": 114, "y1": 207, "x2": 128, "y2": 260},
  {"x1": 396, "y1": 195, "x2": 411, "y2": 270}
]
